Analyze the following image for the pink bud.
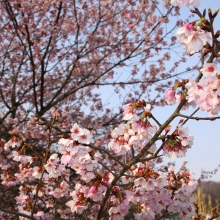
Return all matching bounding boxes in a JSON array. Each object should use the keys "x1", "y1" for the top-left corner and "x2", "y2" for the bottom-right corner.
[
  {"x1": 165, "y1": 89, "x2": 175, "y2": 101},
  {"x1": 185, "y1": 22, "x2": 194, "y2": 31},
  {"x1": 165, "y1": 125, "x2": 172, "y2": 135},
  {"x1": 89, "y1": 185, "x2": 97, "y2": 194}
]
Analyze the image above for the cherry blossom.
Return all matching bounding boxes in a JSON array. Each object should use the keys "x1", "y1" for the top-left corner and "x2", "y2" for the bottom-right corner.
[
  {"x1": 165, "y1": 88, "x2": 176, "y2": 104},
  {"x1": 86, "y1": 185, "x2": 106, "y2": 202},
  {"x1": 201, "y1": 63, "x2": 218, "y2": 77},
  {"x1": 66, "y1": 183, "x2": 89, "y2": 215},
  {"x1": 163, "y1": 126, "x2": 194, "y2": 159},
  {"x1": 185, "y1": 74, "x2": 220, "y2": 116},
  {"x1": 171, "y1": 0, "x2": 200, "y2": 7},
  {"x1": 176, "y1": 22, "x2": 212, "y2": 54},
  {"x1": 186, "y1": 29, "x2": 212, "y2": 54},
  {"x1": 123, "y1": 103, "x2": 139, "y2": 120},
  {"x1": 70, "y1": 123, "x2": 83, "y2": 141},
  {"x1": 78, "y1": 129, "x2": 92, "y2": 144}
]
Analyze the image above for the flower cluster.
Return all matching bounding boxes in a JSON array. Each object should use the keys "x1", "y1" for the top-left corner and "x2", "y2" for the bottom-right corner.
[
  {"x1": 186, "y1": 63, "x2": 220, "y2": 116},
  {"x1": 0, "y1": 116, "x2": 199, "y2": 220},
  {"x1": 109, "y1": 103, "x2": 157, "y2": 155},
  {"x1": 107, "y1": 163, "x2": 198, "y2": 220},
  {"x1": 176, "y1": 22, "x2": 212, "y2": 55},
  {"x1": 57, "y1": 124, "x2": 97, "y2": 183},
  {"x1": 165, "y1": 62, "x2": 220, "y2": 116},
  {"x1": 163, "y1": 126, "x2": 194, "y2": 159}
]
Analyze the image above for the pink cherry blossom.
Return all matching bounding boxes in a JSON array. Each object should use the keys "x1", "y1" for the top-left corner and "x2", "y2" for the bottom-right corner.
[
  {"x1": 33, "y1": 211, "x2": 45, "y2": 220},
  {"x1": 78, "y1": 128, "x2": 92, "y2": 144},
  {"x1": 123, "y1": 103, "x2": 135, "y2": 120},
  {"x1": 111, "y1": 123, "x2": 135, "y2": 142},
  {"x1": 201, "y1": 63, "x2": 218, "y2": 77},
  {"x1": 144, "y1": 104, "x2": 151, "y2": 112},
  {"x1": 87, "y1": 185, "x2": 106, "y2": 202},
  {"x1": 176, "y1": 22, "x2": 195, "y2": 43},
  {"x1": 186, "y1": 22, "x2": 195, "y2": 31},
  {"x1": 32, "y1": 166, "x2": 43, "y2": 179},
  {"x1": 186, "y1": 30, "x2": 212, "y2": 54},
  {"x1": 163, "y1": 126, "x2": 194, "y2": 159},
  {"x1": 176, "y1": 23, "x2": 212, "y2": 55},
  {"x1": 70, "y1": 123, "x2": 83, "y2": 141},
  {"x1": 198, "y1": 76, "x2": 218, "y2": 91},
  {"x1": 5, "y1": 137, "x2": 21, "y2": 150},
  {"x1": 165, "y1": 88, "x2": 176, "y2": 104}
]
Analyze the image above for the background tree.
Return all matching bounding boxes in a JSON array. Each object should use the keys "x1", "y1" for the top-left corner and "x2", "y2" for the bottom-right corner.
[{"x1": 0, "y1": 0, "x2": 190, "y2": 142}]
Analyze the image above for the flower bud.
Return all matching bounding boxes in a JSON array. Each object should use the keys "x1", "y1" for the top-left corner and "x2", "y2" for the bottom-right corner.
[
  {"x1": 203, "y1": 8, "x2": 206, "y2": 17},
  {"x1": 174, "y1": 81, "x2": 182, "y2": 88},
  {"x1": 215, "y1": 30, "x2": 220, "y2": 38},
  {"x1": 88, "y1": 185, "x2": 97, "y2": 194},
  {"x1": 172, "y1": 130, "x2": 179, "y2": 136},
  {"x1": 190, "y1": 8, "x2": 196, "y2": 13},
  {"x1": 208, "y1": 8, "x2": 212, "y2": 19},
  {"x1": 203, "y1": 49, "x2": 211, "y2": 56},
  {"x1": 165, "y1": 89, "x2": 175, "y2": 101},
  {"x1": 213, "y1": 8, "x2": 219, "y2": 18},
  {"x1": 203, "y1": 42, "x2": 212, "y2": 49},
  {"x1": 184, "y1": 79, "x2": 189, "y2": 84},
  {"x1": 165, "y1": 125, "x2": 172, "y2": 135},
  {"x1": 141, "y1": 99, "x2": 146, "y2": 106}
]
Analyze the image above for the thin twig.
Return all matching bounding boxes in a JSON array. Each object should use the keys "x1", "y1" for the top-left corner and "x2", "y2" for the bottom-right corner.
[
  {"x1": 0, "y1": 206, "x2": 35, "y2": 220},
  {"x1": 88, "y1": 144, "x2": 126, "y2": 168},
  {"x1": 151, "y1": 113, "x2": 161, "y2": 126},
  {"x1": 180, "y1": 107, "x2": 200, "y2": 125}
]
